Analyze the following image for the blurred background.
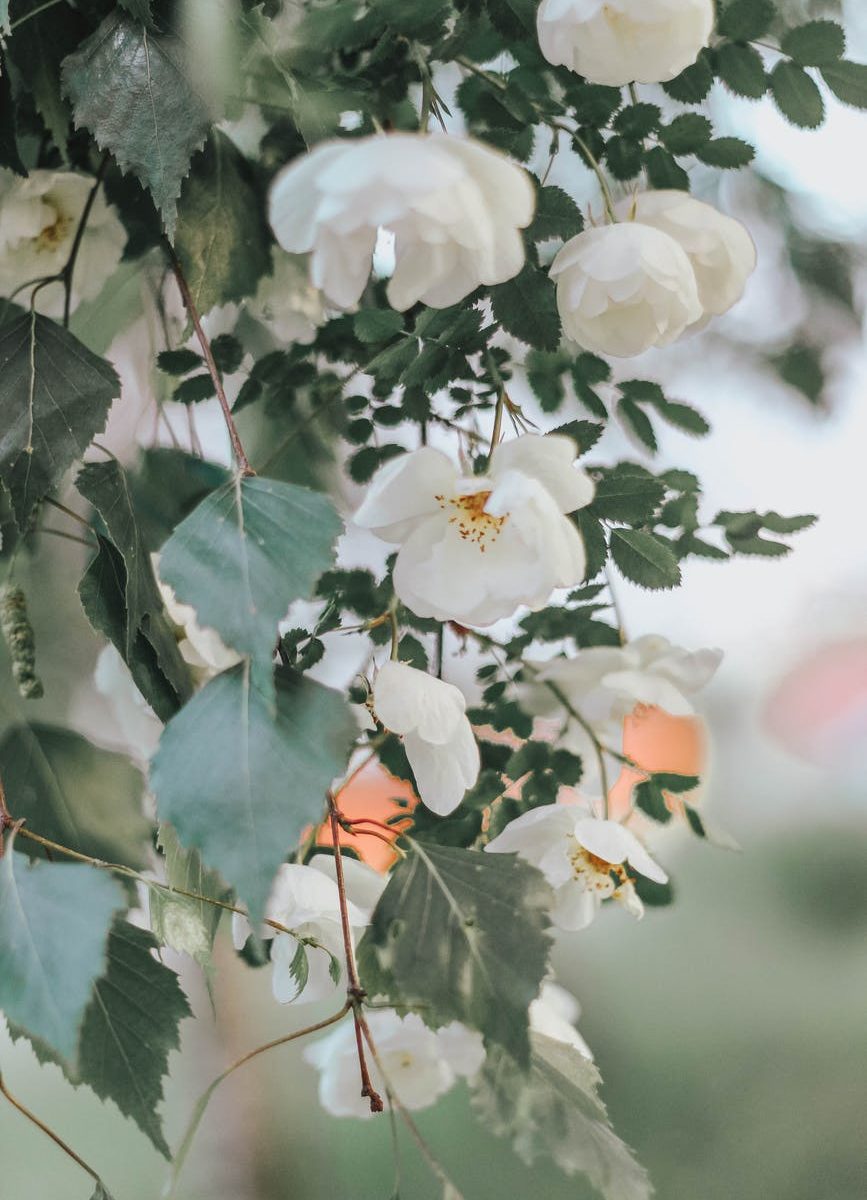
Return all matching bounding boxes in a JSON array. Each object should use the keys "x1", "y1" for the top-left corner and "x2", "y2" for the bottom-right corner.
[{"x1": 2, "y1": 1, "x2": 867, "y2": 1197}]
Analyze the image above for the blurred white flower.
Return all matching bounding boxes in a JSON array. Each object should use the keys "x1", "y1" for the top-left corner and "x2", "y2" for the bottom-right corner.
[
  {"x1": 304, "y1": 1010, "x2": 485, "y2": 1119},
  {"x1": 152, "y1": 554, "x2": 242, "y2": 682},
  {"x1": 232, "y1": 855, "x2": 385, "y2": 1005},
  {"x1": 0, "y1": 169, "x2": 126, "y2": 317},
  {"x1": 372, "y1": 660, "x2": 479, "y2": 815},
  {"x1": 537, "y1": 0, "x2": 714, "y2": 86},
  {"x1": 530, "y1": 980, "x2": 593, "y2": 1060},
  {"x1": 617, "y1": 191, "x2": 757, "y2": 327},
  {"x1": 268, "y1": 133, "x2": 534, "y2": 310},
  {"x1": 355, "y1": 435, "x2": 594, "y2": 625},
  {"x1": 486, "y1": 806, "x2": 667, "y2": 930},
  {"x1": 551, "y1": 222, "x2": 702, "y2": 357},
  {"x1": 248, "y1": 252, "x2": 325, "y2": 344}
]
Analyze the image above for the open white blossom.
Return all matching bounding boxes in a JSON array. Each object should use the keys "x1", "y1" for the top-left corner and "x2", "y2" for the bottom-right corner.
[
  {"x1": 537, "y1": 0, "x2": 714, "y2": 86},
  {"x1": 486, "y1": 806, "x2": 667, "y2": 930},
  {"x1": 232, "y1": 856, "x2": 385, "y2": 1005},
  {"x1": 551, "y1": 222, "x2": 702, "y2": 358},
  {"x1": 372, "y1": 660, "x2": 479, "y2": 815},
  {"x1": 530, "y1": 980, "x2": 593, "y2": 1060},
  {"x1": 355, "y1": 435, "x2": 594, "y2": 626},
  {"x1": 0, "y1": 169, "x2": 126, "y2": 317},
  {"x1": 268, "y1": 133, "x2": 535, "y2": 310},
  {"x1": 153, "y1": 555, "x2": 241, "y2": 682},
  {"x1": 304, "y1": 1010, "x2": 485, "y2": 1119},
  {"x1": 617, "y1": 191, "x2": 757, "y2": 326}
]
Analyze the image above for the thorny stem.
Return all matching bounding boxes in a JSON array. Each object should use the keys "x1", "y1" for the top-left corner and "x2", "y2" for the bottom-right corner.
[
  {"x1": 167, "y1": 246, "x2": 253, "y2": 476},
  {"x1": 0, "y1": 1071, "x2": 105, "y2": 1187}
]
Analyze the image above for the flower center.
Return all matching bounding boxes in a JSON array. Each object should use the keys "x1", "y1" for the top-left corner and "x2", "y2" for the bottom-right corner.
[
  {"x1": 436, "y1": 490, "x2": 507, "y2": 553},
  {"x1": 569, "y1": 842, "x2": 630, "y2": 897},
  {"x1": 35, "y1": 207, "x2": 73, "y2": 254}
]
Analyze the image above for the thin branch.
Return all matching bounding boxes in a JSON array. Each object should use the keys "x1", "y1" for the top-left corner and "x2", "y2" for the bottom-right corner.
[
  {"x1": 0, "y1": 1071, "x2": 105, "y2": 1187},
  {"x1": 43, "y1": 495, "x2": 97, "y2": 533},
  {"x1": 63, "y1": 154, "x2": 110, "y2": 328},
  {"x1": 9, "y1": 0, "x2": 67, "y2": 31}
]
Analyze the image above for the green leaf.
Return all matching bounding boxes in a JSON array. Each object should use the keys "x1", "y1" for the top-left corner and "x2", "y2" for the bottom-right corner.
[
  {"x1": 75, "y1": 920, "x2": 191, "y2": 1158},
  {"x1": 174, "y1": 132, "x2": 270, "y2": 314},
  {"x1": 358, "y1": 840, "x2": 552, "y2": 1066},
  {"x1": 131, "y1": 448, "x2": 230, "y2": 550},
  {"x1": 550, "y1": 420, "x2": 604, "y2": 455},
  {"x1": 489, "y1": 262, "x2": 561, "y2": 351},
  {"x1": 662, "y1": 52, "x2": 714, "y2": 103},
  {"x1": 643, "y1": 146, "x2": 690, "y2": 192},
  {"x1": 157, "y1": 348, "x2": 202, "y2": 376},
  {"x1": 717, "y1": 0, "x2": 775, "y2": 41},
  {"x1": 715, "y1": 43, "x2": 768, "y2": 99},
  {"x1": 617, "y1": 398, "x2": 657, "y2": 452},
  {"x1": 653, "y1": 772, "x2": 701, "y2": 794},
  {"x1": 773, "y1": 342, "x2": 825, "y2": 402},
  {"x1": 659, "y1": 114, "x2": 712, "y2": 155},
  {"x1": 149, "y1": 823, "x2": 226, "y2": 975},
  {"x1": 354, "y1": 309, "x2": 406, "y2": 343},
  {"x1": 684, "y1": 806, "x2": 707, "y2": 838},
  {"x1": 158, "y1": 474, "x2": 342, "y2": 697},
  {"x1": 760, "y1": 511, "x2": 817, "y2": 534},
  {"x1": 0, "y1": 314, "x2": 119, "y2": 530},
  {"x1": 0, "y1": 724, "x2": 148, "y2": 870},
  {"x1": 0, "y1": 841, "x2": 124, "y2": 1061},
  {"x1": 604, "y1": 137, "x2": 643, "y2": 182},
  {"x1": 610, "y1": 529, "x2": 681, "y2": 591},
  {"x1": 527, "y1": 186, "x2": 584, "y2": 243},
  {"x1": 0, "y1": 49, "x2": 26, "y2": 175},
  {"x1": 472, "y1": 1033, "x2": 653, "y2": 1200},
  {"x1": 150, "y1": 664, "x2": 357, "y2": 922},
  {"x1": 571, "y1": 510, "x2": 608, "y2": 582},
  {"x1": 591, "y1": 472, "x2": 665, "y2": 525},
  {"x1": 820, "y1": 60, "x2": 867, "y2": 109},
  {"x1": 781, "y1": 20, "x2": 846, "y2": 67},
  {"x1": 634, "y1": 780, "x2": 672, "y2": 824},
  {"x1": 118, "y1": 0, "x2": 152, "y2": 22},
  {"x1": 652, "y1": 398, "x2": 711, "y2": 436},
  {"x1": 695, "y1": 137, "x2": 755, "y2": 169},
  {"x1": 613, "y1": 102, "x2": 661, "y2": 139},
  {"x1": 173, "y1": 374, "x2": 216, "y2": 405},
  {"x1": 61, "y1": 11, "x2": 211, "y2": 237},
  {"x1": 770, "y1": 61, "x2": 825, "y2": 128}
]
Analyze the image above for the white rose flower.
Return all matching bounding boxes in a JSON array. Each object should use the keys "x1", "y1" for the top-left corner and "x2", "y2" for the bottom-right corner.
[
  {"x1": 537, "y1": 0, "x2": 714, "y2": 86},
  {"x1": 372, "y1": 660, "x2": 480, "y2": 816},
  {"x1": 152, "y1": 554, "x2": 242, "y2": 682},
  {"x1": 355, "y1": 434, "x2": 595, "y2": 625},
  {"x1": 304, "y1": 1010, "x2": 485, "y2": 1119},
  {"x1": 530, "y1": 980, "x2": 593, "y2": 1060},
  {"x1": 0, "y1": 169, "x2": 126, "y2": 317},
  {"x1": 550, "y1": 222, "x2": 703, "y2": 358},
  {"x1": 617, "y1": 191, "x2": 757, "y2": 326},
  {"x1": 248, "y1": 252, "x2": 325, "y2": 345},
  {"x1": 486, "y1": 806, "x2": 667, "y2": 930},
  {"x1": 232, "y1": 855, "x2": 385, "y2": 1005},
  {"x1": 268, "y1": 133, "x2": 535, "y2": 310}
]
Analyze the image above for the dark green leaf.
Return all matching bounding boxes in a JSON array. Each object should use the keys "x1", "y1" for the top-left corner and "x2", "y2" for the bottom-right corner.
[
  {"x1": 717, "y1": 0, "x2": 775, "y2": 41},
  {"x1": 358, "y1": 840, "x2": 552, "y2": 1065},
  {"x1": 605, "y1": 136, "x2": 643, "y2": 181},
  {"x1": 354, "y1": 309, "x2": 406, "y2": 343},
  {"x1": 820, "y1": 60, "x2": 867, "y2": 109},
  {"x1": 0, "y1": 840, "x2": 124, "y2": 1061},
  {"x1": 644, "y1": 146, "x2": 690, "y2": 191},
  {"x1": 571, "y1": 510, "x2": 608, "y2": 582},
  {"x1": 550, "y1": 420, "x2": 604, "y2": 454},
  {"x1": 0, "y1": 314, "x2": 119, "y2": 530},
  {"x1": 591, "y1": 472, "x2": 665, "y2": 524},
  {"x1": 653, "y1": 772, "x2": 701, "y2": 793},
  {"x1": 131, "y1": 448, "x2": 230, "y2": 551},
  {"x1": 527, "y1": 186, "x2": 584, "y2": 243},
  {"x1": 610, "y1": 529, "x2": 681, "y2": 590},
  {"x1": 489, "y1": 262, "x2": 561, "y2": 351},
  {"x1": 62, "y1": 11, "x2": 211, "y2": 237},
  {"x1": 773, "y1": 342, "x2": 825, "y2": 402},
  {"x1": 173, "y1": 374, "x2": 216, "y2": 405},
  {"x1": 662, "y1": 52, "x2": 714, "y2": 103},
  {"x1": 760, "y1": 511, "x2": 817, "y2": 534},
  {"x1": 210, "y1": 334, "x2": 244, "y2": 376},
  {"x1": 617, "y1": 398, "x2": 657, "y2": 452},
  {"x1": 770, "y1": 61, "x2": 825, "y2": 128},
  {"x1": 696, "y1": 137, "x2": 755, "y2": 168},
  {"x1": 634, "y1": 780, "x2": 672, "y2": 823},
  {"x1": 150, "y1": 664, "x2": 356, "y2": 922},
  {"x1": 684, "y1": 806, "x2": 707, "y2": 838},
  {"x1": 652, "y1": 398, "x2": 711, "y2": 436},
  {"x1": 781, "y1": 20, "x2": 846, "y2": 67},
  {"x1": 715, "y1": 43, "x2": 768, "y2": 99},
  {"x1": 157, "y1": 348, "x2": 201, "y2": 376},
  {"x1": 0, "y1": 49, "x2": 26, "y2": 175},
  {"x1": 659, "y1": 114, "x2": 712, "y2": 155},
  {"x1": 613, "y1": 102, "x2": 661, "y2": 139},
  {"x1": 118, "y1": 0, "x2": 152, "y2": 21}
]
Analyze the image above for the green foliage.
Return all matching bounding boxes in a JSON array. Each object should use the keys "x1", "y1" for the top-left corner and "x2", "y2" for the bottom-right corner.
[
  {"x1": 610, "y1": 529, "x2": 682, "y2": 591},
  {"x1": 490, "y1": 263, "x2": 561, "y2": 350},
  {"x1": 819, "y1": 60, "x2": 867, "y2": 109},
  {"x1": 0, "y1": 314, "x2": 119, "y2": 531},
  {"x1": 771, "y1": 62, "x2": 825, "y2": 128},
  {"x1": 0, "y1": 840, "x2": 124, "y2": 1061},
  {"x1": 715, "y1": 43, "x2": 768, "y2": 100},
  {"x1": 150, "y1": 823, "x2": 227, "y2": 977},
  {"x1": 717, "y1": 0, "x2": 776, "y2": 42},
  {"x1": 781, "y1": 21, "x2": 847, "y2": 68},
  {"x1": 62, "y1": 12, "x2": 212, "y2": 237},
  {"x1": 527, "y1": 186, "x2": 585, "y2": 243},
  {"x1": 358, "y1": 839, "x2": 553, "y2": 1065},
  {"x1": 150, "y1": 665, "x2": 357, "y2": 922}
]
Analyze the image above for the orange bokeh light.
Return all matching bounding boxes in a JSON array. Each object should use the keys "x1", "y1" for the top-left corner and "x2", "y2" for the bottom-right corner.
[{"x1": 317, "y1": 761, "x2": 417, "y2": 871}]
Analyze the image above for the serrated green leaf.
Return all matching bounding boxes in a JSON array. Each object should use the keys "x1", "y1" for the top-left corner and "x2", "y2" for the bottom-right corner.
[
  {"x1": 715, "y1": 42, "x2": 768, "y2": 99},
  {"x1": 696, "y1": 137, "x2": 755, "y2": 169},
  {"x1": 0, "y1": 842, "x2": 124, "y2": 1061},
  {"x1": 617, "y1": 398, "x2": 657, "y2": 452},
  {"x1": 571, "y1": 510, "x2": 608, "y2": 582},
  {"x1": 150, "y1": 664, "x2": 356, "y2": 922},
  {"x1": 0, "y1": 724, "x2": 148, "y2": 869},
  {"x1": 173, "y1": 374, "x2": 216, "y2": 405},
  {"x1": 717, "y1": 0, "x2": 775, "y2": 42},
  {"x1": 662, "y1": 52, "x2": 714, "y2": 103},
  {"x1": 610, "y1": 529, "x2": 681, "y2": 590},
  {"x1": 634, "y1": 780, "x2": 672, "y2": 824},
  {"x1": 820, "y1": 60, "x2": 867, "y2": 109},
  {"x1": 527, "y1": 186, "x2": 584, "y2": 243},
  {"x1": 643, "y1": 146, "x2": 690, "y2": 192},
  {"x1": 652, "y1": 398, "x2": 711, "y2": 436},
  {"x1": 605, "y1": 136, "x2": 643, "y2": 181},
  {"x1": 613, "y1": 102, "x2": 661, "y2": 139},
  {"x1": 653, "y1": 772, "x2": 701, "y2": 794},
  {"x1": 354, "y1": 309, "x2": 406, "y2": 343},
  {"x1": 157, "y1": 348, "x2": 202, "y2": 376},
  {"x1": 760, "y1": 511, "x2": 817, "y2": 534},
  {"x1": 550, "y1": 420, "x2": 604, "y2": 454},
  {"x1": 659, "y1": 114, "x2": 712, "y2": 155},
  {"x1": 358, "y1": 839, "x2": 552, "y2": 1065},
  {"x1": 771, "y1": 61, "x2": 825, "y2": 128},
  {"x1": 490, "y1": 262, "x2": 561, "y2": 351},
  {"x1": 472, "y1": 1033, "x2": 652, "y2": 1200},
  {"x1": 781, "y1": 20, "x2": 846, "y2": 67},
  {"x1": 591, "y1": 472, "x2": 665, "y2": 525},
  {"x1": 174, "y1": 132, "x2": 271, "y2": 314},
  {"x1": 61, "y1": 11, "x2": 211, "y2": 237},
  {"x1": 0, "y1": 314, "x2": 119, "y2": 530},
  {"x1": 158, "y1": 474, "x2": 342, "y2": 698}
]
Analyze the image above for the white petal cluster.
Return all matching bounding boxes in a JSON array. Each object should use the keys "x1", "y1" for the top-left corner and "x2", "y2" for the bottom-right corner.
[
  {"x1": 153, "y1": 555, "x2": 242, "y2": 682},
  {"x1": 486, "y1": 806, "x2": 667, "y2": 930},
  {"x1": 0, "y1": 169, "x2": 126, "y2": 317},
  {"x1": 268, "y1": 133, "x2": 535, "y2": 310},
  {"x1": 232, "y1": 856, "x2": 385, "y2": 1005},
  {"x1": 530, "y1": 980, "x2": 593, "y2": 1059},
  {"x1": 372, "y1": 660, "x2": 479, "y2": 815},
  {"x1": 537, "y1": 0, "x2": 714, "y2": 86},
  {"x1": 304, "y1": 1010, "x2": 485, "y2": 1119},
  {"x1": 355, "y1": 435, "x2": 595, "y2": 626},
  {"x1": 551, "y1": 195, "x2": 756, "y2": 358}
]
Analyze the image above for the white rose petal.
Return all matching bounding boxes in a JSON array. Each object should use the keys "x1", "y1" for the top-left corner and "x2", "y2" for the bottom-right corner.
[
  {"x1": 530, "y1": 980, "x2": 594, "y2": 1060},
  {"x1": 537, "y1": 0, "x2": 715, "y2": 86},
  {"x1": 551, "y1": 222, "x2": 703, "y2": 358},
  {"x1": 152, "y1": 553, "x2": 242, "y2": 683},
  {"x1": 355, "y1": 434, "x2": 594, "y2": 626},
  {"x1": 268, "y1": 133, "x2": 535, "y2": 311}
]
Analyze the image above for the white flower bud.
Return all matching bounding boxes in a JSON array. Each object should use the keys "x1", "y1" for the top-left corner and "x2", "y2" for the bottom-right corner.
[
  {"x1": 537, "y1": 0, "x2": 714, "y2": 86},
  {"x1": 550, "y1": 222, "x2": 702, "y2": 358}
]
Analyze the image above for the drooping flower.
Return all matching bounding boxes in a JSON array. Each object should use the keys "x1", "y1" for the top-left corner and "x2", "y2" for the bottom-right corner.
[
  {"x1": 355, "y1": 435, "x2": 595, "y2": 625},
  {"x1": 617, "y1": 191, "x2": 757, "y2": 327},
  {"x1": 530, "y1": 980, "x2": 594, "y2": 1059},
  {"x1": 372, "y1": 660, "x2": 479, "y2": 815},
  {"x1": 152, "y1": 554, "x2": 242, "y2": 683},
  {"x1": 0, "y1": 169, "x2": 126, "y2": 317},
  {"x1": 537, "y1": 0, "x2": 715, "y2": 87},
  {"x1": 268, "y1": 133, "x2": 535, "y2": 310},
  {"x1": 550, "y1": 222, "x2": 703, "y2": 358},
  {"x1": 232, "y1": 855, "x2": 385, "y2": 1005},
  {"x1": 304, "y1": 1010, "x2": 485, "y2": 1119},
  {"x1": 486, "y1": 806, "x2": 667, "y2": 930}
]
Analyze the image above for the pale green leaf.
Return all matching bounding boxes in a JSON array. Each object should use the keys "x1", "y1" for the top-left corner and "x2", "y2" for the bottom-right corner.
[
  {"x1": 150, "y1": 823, "x2": 226, "y2": 974},
  {"x1": 150, "y1": 664, "x2": 357, "y2": 922},
  {"x1": 0, "y1": 313, "x2": 119, "y2": 530}
]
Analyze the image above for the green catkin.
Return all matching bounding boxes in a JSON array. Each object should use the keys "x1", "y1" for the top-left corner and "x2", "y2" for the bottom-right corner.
[{"x1": 0, "y1": 584, "x2": 44, "y2": 700}]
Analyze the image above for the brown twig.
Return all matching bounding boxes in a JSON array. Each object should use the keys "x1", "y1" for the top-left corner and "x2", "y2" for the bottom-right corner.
[{"x1": 0, "y1": 1071, "x2": 105, "y2": 1187}]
